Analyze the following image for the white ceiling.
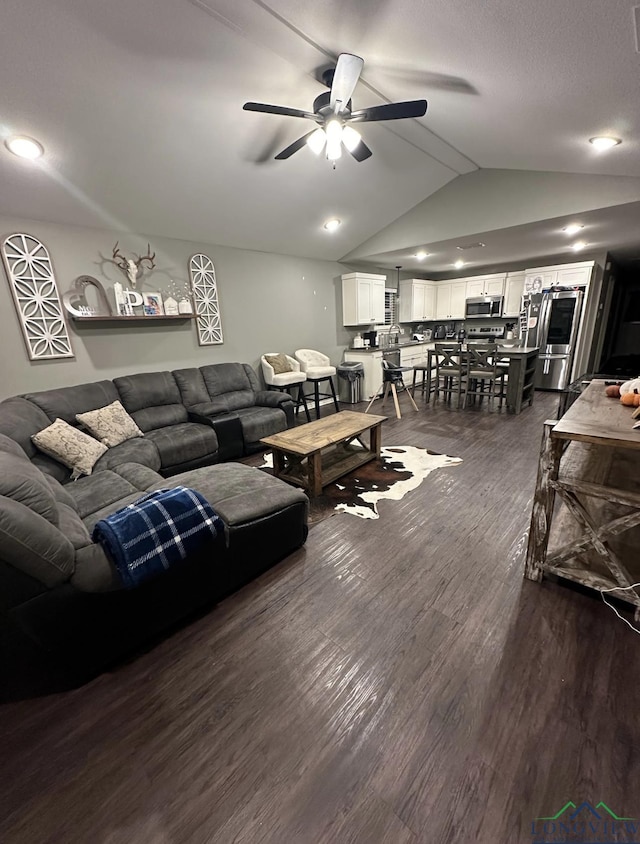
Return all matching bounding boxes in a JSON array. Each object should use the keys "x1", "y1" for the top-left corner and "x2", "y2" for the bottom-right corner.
[{"x1": 1, "y1": 0, "x2": 639, "y2": 262}]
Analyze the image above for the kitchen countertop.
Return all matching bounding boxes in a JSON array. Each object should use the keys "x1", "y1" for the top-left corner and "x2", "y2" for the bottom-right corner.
[{"x1": 346, "y1": 340, "x2": 431, "y2": 352}]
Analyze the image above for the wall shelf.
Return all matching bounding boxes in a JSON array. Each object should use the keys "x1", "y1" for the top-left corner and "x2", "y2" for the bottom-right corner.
[{"x1": 70, "y1": 314, "x2": 195, "y2": 323}]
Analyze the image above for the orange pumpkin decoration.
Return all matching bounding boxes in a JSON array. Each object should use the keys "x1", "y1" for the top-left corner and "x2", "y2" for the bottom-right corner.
[{"x1": 620, "y1": 392, "x2": 640, "y2": 407}]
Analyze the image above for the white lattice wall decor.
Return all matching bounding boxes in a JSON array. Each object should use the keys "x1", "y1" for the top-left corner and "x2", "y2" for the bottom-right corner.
[
  {"x1": 189, "y1": 253, "x2": 223, "y2": 346},
  {"x1": 1, "y1": 233, "x2": 74, "y2": 360}
]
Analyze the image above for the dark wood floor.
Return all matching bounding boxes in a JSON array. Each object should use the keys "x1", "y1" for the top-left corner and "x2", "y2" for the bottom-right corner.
[{"x1": 2, "y1": 391, "x2": 640, "y2": 843}]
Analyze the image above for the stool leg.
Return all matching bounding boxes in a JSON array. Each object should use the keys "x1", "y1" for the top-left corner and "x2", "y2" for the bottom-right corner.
[
  {"x1": 314, "y1": 380, "x2": 320, "y2": 419},
  {"x1": 404, "y1": 380, "x2": 420, "y2": 412},
  {"x1": 365, "y1": 384, "x2": 383, "y2": 414},
  {"x1": 298, "y1": 383, "x2": 311, "y2": 423},
  {"x1": 329, "y1": 376, "x2": 340, "y2": 413},
  {"x1": 391, "y1": 383, "x2": 402, "y2": 419},
  {"x1": 411, "y1": 370, "x2": 418, "y2": 397}
]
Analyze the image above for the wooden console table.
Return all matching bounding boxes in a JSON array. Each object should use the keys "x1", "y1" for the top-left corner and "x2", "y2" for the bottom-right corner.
[
  {"x1": 524, "y1": 380, "x2": 640, "y2": 611},
  {"x1": 260, "y1": 410, "x2": 386, "y2": 497}
]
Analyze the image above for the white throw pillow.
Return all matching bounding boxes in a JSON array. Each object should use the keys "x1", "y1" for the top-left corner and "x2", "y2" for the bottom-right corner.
[
  {"x1": 76, "y1": 400, "x2": 143, "y2": 448},
  {"x1": 32, "y1": 419, "x2": 107, "y2": 477}
]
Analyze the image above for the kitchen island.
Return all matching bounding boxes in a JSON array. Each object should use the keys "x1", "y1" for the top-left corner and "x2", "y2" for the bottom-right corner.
[
  {"x1": 494, "y1": 346, "x2": 539, "y2": 414},
  {"x1": 524, "y1": 379, "x2": 640, "y2": 612}
]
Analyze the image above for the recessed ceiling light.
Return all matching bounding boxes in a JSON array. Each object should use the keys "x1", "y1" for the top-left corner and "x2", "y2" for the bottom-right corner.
[
  {"x1": 572, "y1": 240, "x2": 587, "y2": 251},
  {"x1": 589, "y1": 136, "x2": 621, "y2": 151},
  {"x1": 454, "y1": 259, "x2": 465, "y2": 269},
  {"x1": 414, "y1": 251, "x2": 429, "y2": 261},
  {"x1": 323, "y1": 218, "x2": 341, "y2": 232},
  {"x1": 563, "y1": 223, "x2": 583, "y2": 235},
  {"x1": 5, "y1": 135, "x2": 44, "y2": 159}
]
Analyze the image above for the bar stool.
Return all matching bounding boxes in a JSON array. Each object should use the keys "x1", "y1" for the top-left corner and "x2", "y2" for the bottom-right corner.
[
  {"x1": 365, "y1": 360, "x2": 419, "y2": 420},
  {"x1": 433, "y1": 342, "x2": 466, "y2": 408},
  {"x1": 261, "y1": 353, "x2": 311, "y2": 422},
  {"x1": 411, "y1": 351, "x2": 438, "y2": 402},
  {"x1": 463, "y1": 345, "x2": 506, "y2": 410},
  {"x1": 294, "y1": 349, "x2": 340, "y2": 419}
]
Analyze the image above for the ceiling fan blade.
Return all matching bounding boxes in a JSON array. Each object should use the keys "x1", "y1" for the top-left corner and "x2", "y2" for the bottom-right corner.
[
  {"x1": 330, "y1": 53, "x2": 364, "y2": 113},
  {"x1": 348, "y1": 138, "x2": 373, "y2": 162},
  {"x1": 274, "y1": 131, "x2": 316, "y2": 160},
  {"x1": 350, "y1": 99, "x2": 428, "y2": 122},
  {"x1": 243, "y1": 102, "x2": 316, "y2": 120}
]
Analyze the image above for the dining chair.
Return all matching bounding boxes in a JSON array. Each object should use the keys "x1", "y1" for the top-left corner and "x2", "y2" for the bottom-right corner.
[
  {"x1": 433, "y1": 342, "x2": 465, "y2": 408},
  {"x1": 463, "y1": 344, "x2": 506, "y2": 410}
]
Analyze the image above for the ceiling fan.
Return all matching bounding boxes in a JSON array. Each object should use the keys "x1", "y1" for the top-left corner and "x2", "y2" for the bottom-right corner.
[{"x1": 243, "y1": 53, "x2": 428, "y2": 163}]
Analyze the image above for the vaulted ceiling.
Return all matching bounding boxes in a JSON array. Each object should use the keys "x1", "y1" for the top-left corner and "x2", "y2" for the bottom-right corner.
[{"x1": 1, "y1": 0, "x2": 639, "y2": 266}]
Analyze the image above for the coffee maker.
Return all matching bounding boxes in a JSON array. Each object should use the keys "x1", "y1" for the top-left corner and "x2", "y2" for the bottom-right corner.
[
  {"x1": 433, "y1": 324, "x2": 446, "y2": 340},
  {"x1": 363, "y1": 330, "x2": 378, "y2": 347}
]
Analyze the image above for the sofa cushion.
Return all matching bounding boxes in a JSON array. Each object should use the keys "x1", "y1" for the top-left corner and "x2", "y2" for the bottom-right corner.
[
  {"x1": 144, "y1": 423, "x2": 218, "y2": 471},
  {"x1": 58, "y1": 502, "x2": 92, "y2": 550},
  {"x1": 23, "y1": 381, "x2": 119, "y2": 425},
  {"x1": 235, "y1": 406, "x2": 288, "y2": 447},
  {"x1": 0, "y1": 397, "x2": 68, "y2": 480},
  {"x1": 71, "y1": 544, "x2": 122, "y2": 593},
  {"x1": 165, "y1": 463, "x2": 308, "y2": 529},
  {"x1": 0, "y1": 446, "x2": 59, "y2": 524},
  {"x1": 172, "y1": 368, "x2": 210, "y2": 412},
  {"x1": 32, "y1": 419, "x2": 107, "y2": 477},
  {"x1": 93, "y1": 437, "x2": 162, "y2": 473},
  {"x1": 76, "y1": 400, "x2": 144, "y2": 447},
  {"x1": 114, "y1": 372, "x2": 187, "y2": 432},
  {"x1": 67, "y1": 462, "x2": 165, "y2": 520},
  {"x1": 43, "y1": 474, "x2": 78, "y2": 511},
  {"x1": 199, "y1": 363, "x2": 259, "y2": 414},
  {"x1": 0, "y1": 496, "x2": 74, "y2": 587},
  {"x1": 68, "y1": 470, "x2": 147, "y2": 520}
]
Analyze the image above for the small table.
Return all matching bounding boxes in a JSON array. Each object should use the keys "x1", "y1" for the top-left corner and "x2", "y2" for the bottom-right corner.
[
  {"x1": 260, "y1": 410, "x2": 387, "y2": 497},
  {"x1": 524, "y1": 380, "x2": 640, "y2": 612}
]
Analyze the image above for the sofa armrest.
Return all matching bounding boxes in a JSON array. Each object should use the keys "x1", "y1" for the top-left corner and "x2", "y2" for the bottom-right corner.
[
  {"x1": 254, "y1": 390, "x2": 292, "y2": 408},
  {"x1": 254, "y1": 391, "x2": 295, "y2": 428}
]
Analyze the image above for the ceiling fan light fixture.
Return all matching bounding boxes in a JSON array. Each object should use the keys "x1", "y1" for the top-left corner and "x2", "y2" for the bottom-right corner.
[
  {"x1": 589, "y1": 136, "x2": 621, "y2": 151},
  {"x1": 307, "y1": 128, "x2": 326, "y2": 155},
  {"x1": 325, "y1": 119, "x2": 343, "y2": 160},
  {"x1": 323, "y1": 218, "x2": 341, "y2": 232},
  {"x1": 342, "y1": 125, "x2": 361, "y2": 152}
]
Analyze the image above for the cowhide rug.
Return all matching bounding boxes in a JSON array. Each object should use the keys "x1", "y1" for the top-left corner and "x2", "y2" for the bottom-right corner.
[{"x1": 254, "y1": 446, "x2": 462, "y2": 525}]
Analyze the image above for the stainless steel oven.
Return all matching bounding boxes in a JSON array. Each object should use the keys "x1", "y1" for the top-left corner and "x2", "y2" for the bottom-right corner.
[{"x1": 465, "y1": 296, "x2": 504, "y2": 319}]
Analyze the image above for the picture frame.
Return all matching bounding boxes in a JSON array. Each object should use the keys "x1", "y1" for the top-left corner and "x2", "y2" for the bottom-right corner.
[{"x1": 143, "y1": 292, "x2": 164, "y2": 316}]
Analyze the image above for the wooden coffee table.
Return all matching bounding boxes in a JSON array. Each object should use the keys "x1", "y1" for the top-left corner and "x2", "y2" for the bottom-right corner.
[{"x1": 260, "y1": 410, "x2": 387, "y2": 497}]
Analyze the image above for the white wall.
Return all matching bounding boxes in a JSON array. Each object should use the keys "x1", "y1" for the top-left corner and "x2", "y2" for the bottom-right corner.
[{"x1": 0, "y1": 216, "x2": 351, "y2": 399}]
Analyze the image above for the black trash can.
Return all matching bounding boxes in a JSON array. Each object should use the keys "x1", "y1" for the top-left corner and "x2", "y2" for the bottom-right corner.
[{"x1": 337, "y1": 361, "x2": 364, "y2": 404}]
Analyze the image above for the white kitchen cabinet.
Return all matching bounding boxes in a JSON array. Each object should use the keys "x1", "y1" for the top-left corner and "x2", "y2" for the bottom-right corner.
[
  {"x1": 343, "y1": 350, "x2": 383, "y2": 399},
  {"x1": 436, "y1": 281, "x2": 467, "y2": 320},
  {"x1": 524, "y1": 261, "x2": 594, "y2": 295},
  {"x1": 465, "y1": 274, "x2": 506, "y2": 299},
  {"x1": 399, "y1": 279, "x2": 436, "y2": 322},
  {"x1": 341, "y1": 273, "x2": 386, "y2": 325},
  {"x1": 503, "y1": 272, "x2": 525, "y2": 317}
]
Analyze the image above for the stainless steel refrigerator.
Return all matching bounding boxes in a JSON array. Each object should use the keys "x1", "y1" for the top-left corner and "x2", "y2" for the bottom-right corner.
[{"x1": 521, "y1": 288, "x2": 585, "y2": 390}]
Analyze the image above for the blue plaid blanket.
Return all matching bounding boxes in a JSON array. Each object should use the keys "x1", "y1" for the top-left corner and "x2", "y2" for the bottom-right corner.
[{"x1": 92, "y1": 486, "x2": 224, "y2": 589}]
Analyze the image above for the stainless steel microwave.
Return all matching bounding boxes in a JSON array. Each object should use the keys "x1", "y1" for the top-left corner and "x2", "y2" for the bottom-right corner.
[{"x1": 465, "y1": 295, "x2": 504, "y2": 319}]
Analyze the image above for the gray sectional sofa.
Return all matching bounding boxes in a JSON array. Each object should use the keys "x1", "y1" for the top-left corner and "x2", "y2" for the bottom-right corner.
[{"x1": 0, "y1": 362, "x2": 307, "y2": 684}]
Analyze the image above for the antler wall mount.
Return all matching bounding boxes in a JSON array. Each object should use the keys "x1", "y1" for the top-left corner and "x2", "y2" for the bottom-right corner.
[
  {"x1": 243, "y1": 53, "x2": 427, "y2": 164},
  {"x1": 111, "y1": 242, "x2": 156, "y2": 289}
]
